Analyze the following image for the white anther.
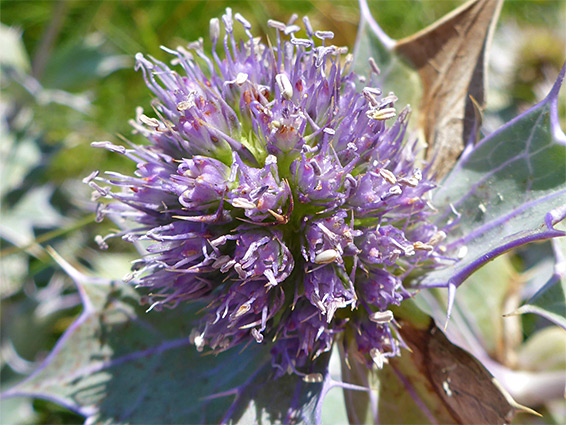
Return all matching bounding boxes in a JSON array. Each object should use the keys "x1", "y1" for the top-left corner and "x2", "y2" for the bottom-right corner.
[
  {"x1": 428, "y1": 231, "x2": 447, "y2": 246},
  {"x1": 369, "y1": 310, "x2": 394, "y2": 324},
  {"x1": 220, "y1": 259, "x2": 236, "y2": 273},
  {"x1": 264, "y1": 269, "x2": 279, "y2": 287},
  {"x1": 379, "y1": 169, "x2": 397, "y2": 185},
  {"x1": 379, "y1": 93, "x2": 398, "y2": 108},
  {"x1": 209, "y1": 235, "x2": 227, "y2": 247},
  {"x1": 368, "y1": 57, "x2": 380, "y2": 75},
  {"x1": 231, "y1": 198, "x2": 256, "y2": 209},
  {"x1": 177, "y1": 101, "x2": 191, "y2": 111},
  {"x1": 139, "y1": 114, "x2": 160, "y2": 128},
  {"x1": 370, "y1": 348, "x2": 384, "y2": 369},
  {"x1": 222, "y1": 8, "x2": 233, "y2": 33},
  {"x1": 212, "y1": 255, "x2": 232, "y2": 269},
  {"x1": 404, "y1": 244, "x2": 416, "y2": 256},
  {"x1": 413, "y1": 241, "x2": 434, "y2": 252},
  {"x1": 364, "y1": 86, "x2": 381, "y2": 95},
  {"x1": 134, "y1": 53, "x2": 154, "y2": 71},
  {"x1": 314, "y1": 30, "x2": 334, "y2": 40},
  {"x1": 209, "y1": 18, "x2": 220, "y2": 42},
  {"x1": 82, "y1": 170, "x2": 99, "y2": 184},
  {"x1": 251, "y1": 328, "x2": 263, "y2": 343},
  {"x1": 235, "y1": 13, "x2": 251, "y2": 29},
  {"x1": 303, "y1": 373, "x2": 323, "y2": 383},
  {"x1": 323, "y1": 127, "x2": 336, "y2": 135},
  {"x1": 284, "y1": 25, "x2": 301, "y2": 35},
  {"x1": 457, "y1": 246, "x2": 468, "y2": 259},
  {"x1": 275, "y1": 73, "x2": 293, "y2": 101},
  {"x1": 399, "y1": 177, "x2": 419, "y2": 187},
  {"x1": 400, "y1": 168, "x2": 422, "y2": 187},
  {"x1": 190, "y1": 330, "x2": 205, "y2": 352},
  {"x1": 302, "y1": 144, "x2": 319, "y2": 153},
  {"x1": 388, "y1": 185, "x2": 402, "y2": 196},
  {"x1": 291, "y1": 38, "x2": 313, "y2": 47},
  {"x1": 413, "y1": 168, "x2": 422, "y2": 181},
  {"x1": 234, "y1": 263, "x2": 247, "y2": 279},
  {"x1": 267, "y1": 19, "x2": 287, "y2": 31},
  {"x1": 186, "y1": 39, "x2": 203, "y2": 52},
  {"x1": 314, "y1": 249, "x2": 340, "y2": 264},
  {"x1": 287, "y1": 13, "x2": 298, "y2": 26},
  {"x1": 123, "y1": 272, "x2": 135, "y2": 283},
  {"x1": 367, "y1": 107, "x2": 397, "y2": 121},
  {"x1": 265, "y1": 154, "x2": 277, "y2": 166},
  {"x1": 303, "y1": 16, "x2": 314, "y2": 37},
  {"x1": 363, "y1": 87, "x2": 381, "y2": 106},
  {"x1": 234, "y1": 303, "x2": 251, "y2": 318},
  {"x1": 235, "y1": 72, "x2": 249, "y2": 86},
  {"x1": 95, "y1": 235, "x2": 108, "y2": 250},
  {"x1": 345, "y1": 174, "x2": 357, "y2": 189}
]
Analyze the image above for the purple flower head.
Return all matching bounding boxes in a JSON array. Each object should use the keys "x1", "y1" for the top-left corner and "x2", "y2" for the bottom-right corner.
[{"x1": 89, "y1": 9, "x2": 447, "y2": 376}]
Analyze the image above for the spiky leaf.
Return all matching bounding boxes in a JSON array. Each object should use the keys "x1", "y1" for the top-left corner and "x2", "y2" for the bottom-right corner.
[
  {"x1": 506, "y1": 238, "x2": 566, "y2": 329},
  {"x1": 418, "y1": 67, "x2": 566, "y2": 310},
  {"x1": 1, "y1": 254, "x2": 329, "y2": 424}
]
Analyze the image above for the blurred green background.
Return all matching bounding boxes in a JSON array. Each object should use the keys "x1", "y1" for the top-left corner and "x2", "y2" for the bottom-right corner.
[{"x1": 1, "y1": 1, "x2": 564, "y2": 423}]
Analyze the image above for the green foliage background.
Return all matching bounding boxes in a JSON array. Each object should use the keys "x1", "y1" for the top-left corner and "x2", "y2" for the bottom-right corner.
[{"x1": 0, "y1": 1, "x2": 564, "y2": 424}]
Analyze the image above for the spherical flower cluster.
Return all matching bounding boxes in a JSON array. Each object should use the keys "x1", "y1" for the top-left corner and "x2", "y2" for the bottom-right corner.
[{"x1": 87, "y1": 9, "x2": 447, "y2": 376}]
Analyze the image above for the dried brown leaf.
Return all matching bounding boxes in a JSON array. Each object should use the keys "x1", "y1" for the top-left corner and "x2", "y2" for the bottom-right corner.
[
  {"x1": 395, "y1": 0, "x2": 503, "y2": 179},
  {"x1": 392, "y1": 320, "x2": 516, "y2": 425}
]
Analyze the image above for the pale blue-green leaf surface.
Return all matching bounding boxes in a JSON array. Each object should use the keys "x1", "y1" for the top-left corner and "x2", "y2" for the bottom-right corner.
[
  {"x1": 0, "y1": 394, "x2": 37, "y2": 425},
  {"x1": 0, "y1": 185, "x2": 66, "y2": 246},
  {"x1": 1, "y1": 254, "x2": 328, "y2": 424},
  {"x1": 223, "y1": 359, "x2": 329, "y2": 425},
  {"x1": 447, "y1": 254, "x2": 516, "y2": 357},
  {"x1": 41, "y1": 33, "x2": 130, "y2": 90},
  {"x1": 418, "y1": 66, "x2": 566, "y2": 301},
  {"x1": 507, "y1": 237, "x2": 566, "y2": 329}
]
